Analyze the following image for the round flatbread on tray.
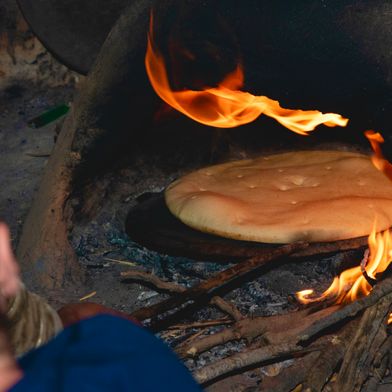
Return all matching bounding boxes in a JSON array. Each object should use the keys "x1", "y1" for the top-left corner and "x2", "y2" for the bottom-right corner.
[{"x1": 165, "y1": 151, "x2": 392, "y2": 243}]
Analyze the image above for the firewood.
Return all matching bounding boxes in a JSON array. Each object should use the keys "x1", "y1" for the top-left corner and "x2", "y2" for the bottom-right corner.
[
  {"x1": 189, "y1": 275, "x2": 392, "y2": 388},
  {"x1": 193, "y1": 339, "x2": 330, "y2": 385},
  {"x1": 301, "y1": 320, "x2": 359, "y2": 391},
  {"x1": 121, "y1": 270, "x2": 243, "y2": 322},
  {"x1": 210, "y1": 296, "x2": 244, "y2": 321},
  {"x1": 121, "y1": 270, "x2": 186, "y2": 293},
  {"x1": 167, "y1": 318, "x2": 233, "y2": 331},
  {"x1": 258, "y1": 351, "x2": 321, "y2": 392},
  {"x1": 333, "y1": 295, "x2": 391, "y2": 392},
  {"x1": 291, "y1": 235, "x2": 368, "y2": 258},
  {"x1": 299, "y1": 275, "x2": 392, "y2": 343},
  {"x1": 175, "y1": 306, "x2": 336, "y2": 359},
  {"x1": 130, "y1": 242, "x2": 309, "y2": 323}
]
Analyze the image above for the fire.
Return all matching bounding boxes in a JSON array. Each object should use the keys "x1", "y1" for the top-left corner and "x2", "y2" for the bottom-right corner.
[
  {"x1": 297, "y1": 131, "x2": 392, "y2": 307},
  {"x1": 145, "y1": 17, "x2": 348, "y2": 134},
  {"x1": 365, "y1": 130, "x2": 392, "y2": 181},
  {"x1": 296, "y1": 225, "x2": 392, "y2": 305}
]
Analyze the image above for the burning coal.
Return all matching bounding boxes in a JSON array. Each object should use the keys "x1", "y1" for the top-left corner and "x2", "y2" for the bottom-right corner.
[{"x1": 145, "y1": 15, "x2": 348, "y2": 134}]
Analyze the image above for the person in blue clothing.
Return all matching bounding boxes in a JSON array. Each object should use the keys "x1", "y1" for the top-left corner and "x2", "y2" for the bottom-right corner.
[{"x1": 0, "y1": 223, "x2": 201, "y2": 392}]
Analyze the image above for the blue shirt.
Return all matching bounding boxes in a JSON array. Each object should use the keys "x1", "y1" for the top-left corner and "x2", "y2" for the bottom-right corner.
[{"x1": 11, "y1": 315, "x2": 201, "y2": 392}]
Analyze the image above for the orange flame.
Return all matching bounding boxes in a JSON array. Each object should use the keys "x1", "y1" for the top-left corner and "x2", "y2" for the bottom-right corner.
[
  {"x1": 296, "y1": 224, "x2": 392, "y2": 305},
  {"x1": 297, "y1": 131, "x2": 392, "y2": 308},
  {"x1": 364, "y1": 130, "x2": 392, "y2": 181},
  {"x1": 145, "y1": 18, "x2": 349, "y2": 134}
]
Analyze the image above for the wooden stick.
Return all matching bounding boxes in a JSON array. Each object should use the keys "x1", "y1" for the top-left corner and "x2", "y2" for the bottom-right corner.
[
  {"x1": 190, "y1": 276, "x2": 392, "y2": 387},
  {"x1": 122, "y1": 271, "x2": 243, "y2": 321},
  {"x1": 258, "y1": 351, "x2": 321, "y2": 392},
  {"x1": 333, "y1": 295, "x2": 391, "y2": 392},
  {"x1": 291, "y1": 235, "x2": 368, "y2": 258},
  {"x1": 210, "y1": 296, "x2": 244, "y2": 321},
  {"x1": 301, "y1": 320, "x2": 358, "y2": 391},
  {"x1": 193, "y1": 340, "x2": 329, "y2": 385},
  {"x1": 121, "y1": 270, "x2": 186, "y2": 293},
  {"x1": 167, "y1": 318, "x2": 232, "y2": 330},
  {"x1": 131, "y1": 242, "x2": 309, "y2": 322},
  {"x1": 179, "y1": 330, "x2": 207, "y2": 348},
  {"x1": 299, "y1": 275, "x2": 392, "y2": 343},
  {"x1": 176, "y1": 306, "x2": 336, "y2": 359}
]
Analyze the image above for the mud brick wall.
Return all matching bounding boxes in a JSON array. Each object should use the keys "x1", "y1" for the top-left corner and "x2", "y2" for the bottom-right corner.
[{"x1": 0, "y1": 0, "x2": 79, "y2": 90}]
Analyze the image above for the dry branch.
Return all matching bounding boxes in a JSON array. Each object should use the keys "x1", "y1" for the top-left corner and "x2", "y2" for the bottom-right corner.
[
  {"x1": 176, "y1": 306, "x2": 336, "y2": 359},
  {"x1": 121, "y1": 270, "x2": 186, "y2": 293},
  {"x1": 258, "y1": 351, "x2": 320, "y2": 392},
  {"x1": 122, "y1": 270, "x2": 243, "y2": 321},
  {"x1": 192, "y1": 275, "x2": 392, "y2": 388},
  {"x1": 131, "y1": 242, "x2": 309, "y2": 322},
  {"x1": 333, "y1": 295, "x2": 391, "y2": 392},
  {"x1": 291, "y1": 235, "x2": 368, "y2": 258},
  {"x1": 299, "y1": 275, "x2": 392, "y2": 343},
  {"x1": 210, "y1": 296, "x2": 244, "y2": 321},
  {"x1": 167, "y1": 318, "x2": 233, "y2": 331},
  {"x1": 193, "y1": 340, "x2": 329, "y2": 385},
  {"x1": 301, "y1": 320, "x2": 358, "y2": 391}
]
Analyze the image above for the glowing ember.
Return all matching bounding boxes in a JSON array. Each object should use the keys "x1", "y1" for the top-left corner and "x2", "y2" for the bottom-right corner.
[
  {"x1": 388, "y1": 313, "x2": 392, "y2": 325},
  {"x1": 365, "y1": 130, "x2": 392, "y2": 181},
  {"x1": 296, "y1": 225, "x2": 392, "y2": 305},
  {"x1": 145, "y1": 17, "x2": 348, "y2": 134}
]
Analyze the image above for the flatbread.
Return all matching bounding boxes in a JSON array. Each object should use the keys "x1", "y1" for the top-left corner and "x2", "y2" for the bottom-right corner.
[{"x1": 165, "y1": 151, "x2": 392, "y2": 243}]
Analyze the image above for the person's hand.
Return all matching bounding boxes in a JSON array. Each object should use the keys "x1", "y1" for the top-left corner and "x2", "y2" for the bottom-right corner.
[
  {"x1": 0, "y1": 223, "x2": 20, "y2": 312},
  {"x1": 0, "y1": 223, "x2": 22, "y2": 391}
]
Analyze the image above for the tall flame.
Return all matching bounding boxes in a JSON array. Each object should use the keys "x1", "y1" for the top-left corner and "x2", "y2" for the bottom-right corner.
[
  {"x1": 145, "y1": 17, "x2": 349, "y2": 134},
  {"x1": 296, "y1": 224, "x2": 392, "y2": 305}
]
